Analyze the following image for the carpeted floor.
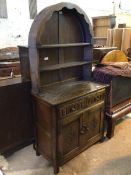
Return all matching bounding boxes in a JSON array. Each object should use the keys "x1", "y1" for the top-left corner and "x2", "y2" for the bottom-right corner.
[{"x1": 1, "y1": 114, "x2": 131, "y2": 175}]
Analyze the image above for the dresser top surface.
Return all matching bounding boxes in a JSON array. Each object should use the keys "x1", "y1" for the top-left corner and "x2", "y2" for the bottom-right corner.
[
  {"x1": 38, "y1": 80, "x2": 107, "y2": 105},
  {"x1": 0, "y1": 76, "x2": 22, "y2": 87}
]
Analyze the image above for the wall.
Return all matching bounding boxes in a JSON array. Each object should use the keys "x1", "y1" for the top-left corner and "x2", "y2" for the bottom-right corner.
[
  {"x1": 116, "y1": 13, "x2": 131, "y2": 27},
  {"x1": 0, "y1": 0, "x2": 126, "y2": 48},
  {"x1": 0, "y1": 0, "x2": 32, "y2": 48}
]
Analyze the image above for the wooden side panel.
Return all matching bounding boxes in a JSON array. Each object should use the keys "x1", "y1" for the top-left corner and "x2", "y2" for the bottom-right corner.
[
  {"x1": 36, "y1": 124, "x2": 52, "y2": 159},
  {"x1": 0, "y1": 81, "x2": 33, "y2": 154},
  {"x1": 19, "y1": 46, "x2": 30, "y2": 81},
  {"x1": 33, "y1": 97, "x2": 53, "y2": 160},
  {"x1": 35, "y1": 100, "x2": 52, "y2": 132},
  {"x1": 112, "y1": 76, "x2": 131, "y2": 106}
]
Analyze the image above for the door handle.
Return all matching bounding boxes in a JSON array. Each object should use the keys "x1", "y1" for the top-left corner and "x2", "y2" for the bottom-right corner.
[{"x1": 80, "y1": 125, "x2": 89, "y2": 134}]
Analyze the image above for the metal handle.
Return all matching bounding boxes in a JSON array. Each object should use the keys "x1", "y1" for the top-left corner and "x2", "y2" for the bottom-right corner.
[
  {"x1": 80, "y1": 125, "x2": 89, "y2": 134},
  {"x1": 71, "y1": 107, "x2": 76, "y2": 111},
  {"x1": 80, "y1": 129, "x2": 85, "y2": 134}
]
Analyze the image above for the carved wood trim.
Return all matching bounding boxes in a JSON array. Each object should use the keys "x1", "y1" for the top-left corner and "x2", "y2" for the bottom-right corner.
[{"x1": 59, "y1": 90, "x2": 105, "y2": 117}]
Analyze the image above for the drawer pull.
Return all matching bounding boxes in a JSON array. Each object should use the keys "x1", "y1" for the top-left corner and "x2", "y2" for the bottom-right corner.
[
  {"x1": 71, "y1": 107, "x2": 76, "y2": 111},
  {"x1": 80, "y1": 125, "x2": 89, "y2": 134},
  {"x1": 86, "y1": 127, "x2": 89, "y2": 131},
  {"x1": 80, "y1": 129, "x2": 85, "y2": 134}
]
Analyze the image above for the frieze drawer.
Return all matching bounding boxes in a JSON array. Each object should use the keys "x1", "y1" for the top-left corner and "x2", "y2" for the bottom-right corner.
[{"x1": 59, "y1": 89, "x2": 105, "y2": 118}]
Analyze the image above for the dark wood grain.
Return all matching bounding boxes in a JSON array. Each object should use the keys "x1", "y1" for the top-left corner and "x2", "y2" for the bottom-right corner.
[
  {"x1": 39, "y1": 61, "x2": 90, "y2": 71},
  {"x1": 28, "y1": 2, "x2": 106, "y2": 174},
  {"x1": 39, "y1": 81, "x2": 106, "y2": 105},
  {"x1": 18, "y1": 46, "x2": 30, "y2": 81},
  {"x1": 0, "y1": 78, "x2": 33, "y2": 155},
  {"x1": 37, "y1": 43, "x2": 91, "y2": 48},
  {"x1": 28, "y1": 2, "x2": 93, "y2": 93}
]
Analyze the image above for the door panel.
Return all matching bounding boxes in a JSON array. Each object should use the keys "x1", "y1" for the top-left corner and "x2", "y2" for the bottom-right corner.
[
  {"x1": 58, "y1": 114, "x2": 81, "y2": 159},
  {"x1": 58, "y1": 102, "x2": 104, "y2": 160},
  {"x1": 80, "y1": 102, "x2": 104, "y2": 146}
]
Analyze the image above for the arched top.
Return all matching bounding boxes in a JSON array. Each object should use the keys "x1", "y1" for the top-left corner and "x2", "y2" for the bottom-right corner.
[
  {"x1": 28, "y1": 2, "x2": 93, "y2": 47},
  {"x1": 28, "y1": 2, "x2": 93, "y2": 94}
]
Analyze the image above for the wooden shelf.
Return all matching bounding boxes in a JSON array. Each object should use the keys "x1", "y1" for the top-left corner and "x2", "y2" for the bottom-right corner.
[
  {"x1": 93, "y1": 37, "x2": 107, "y2": 39},
  {"x1": 39, "y1": 61, "x2": 91, "y2": 71},
  {"x1": 37, "y1": 43, "x2": 91, "y2": 48},
  {"x1": 93, "y1": 25, "x2": 110, "y2": 28}
]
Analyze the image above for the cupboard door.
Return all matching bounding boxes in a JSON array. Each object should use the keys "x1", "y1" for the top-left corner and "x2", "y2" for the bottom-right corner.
[
  {"x1": 80, "y1": 102, "x2": 104, "y2": 147},
  {"x1": 58, "y1": 114, "x2": 81, "y2": 160}
]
